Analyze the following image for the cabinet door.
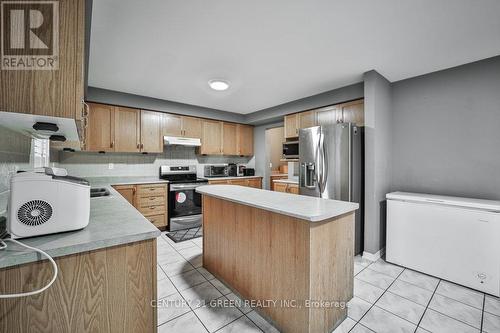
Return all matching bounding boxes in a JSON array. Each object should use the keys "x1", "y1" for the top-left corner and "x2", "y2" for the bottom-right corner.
[
  {"x1": 284, "y1": 114, "x2": 299, "y2": 139},
  {"x1": 299, "y1": 110, "x2": 317, "y2": 129},
  {"x1": 87, "y1": 103, "x2": 114, "y2": 152},
  {"x1": 316, "y1": 106, "x2": 339, "y2": 126},
  {"x1": 247, "y1": 178, "x2": 262, "y2": 189},
  {"x1": 237, "y1": 124, "x2": 254, "y2": 156},
  {"x1": 200, "y1": 120, "x2": 222, "y2": 155},
  {"x1": 182, "y1": 116, "x2": 202, "y2": 139},
  {"x1": 222, "y1": 123, "x2": 238, "y2": 155},
  {"x1": 161, "y1": 113, "x2": 183, "y2": 137},
  {"x1": 140, "y1": 110, "x2": 162, "y2": 153},
  {"x1": 113, "y1": 185, "x2": 136, "y2": 206},
  {"x1": 114, "y1": 107, "x2": 140, "y2": 152},
  {"x1": 340, "y1": 99, "x2": 364, "y2": 126},
  {"x1": 274, "y1": 183, "x2": 288, "y2": 193},
  {"x1": 287, "y1": 184, "x2": 299, "y2": 194}
]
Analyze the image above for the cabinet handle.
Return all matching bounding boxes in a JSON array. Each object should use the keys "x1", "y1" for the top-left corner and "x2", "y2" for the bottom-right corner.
[
  {"x1": 110, "y1": 141, "x2": 114, "y2": 148},
  {"x1": 137, "y1": 143, "x2": 140, "y2": 149},
  {"x1": 141, "y1": 143, "x2": 144, "y2": 149}
]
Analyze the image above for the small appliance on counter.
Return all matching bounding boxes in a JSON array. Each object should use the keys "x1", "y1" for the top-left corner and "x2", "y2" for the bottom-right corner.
[
  {"x1": 243, "y1": 168, "x2": 255, "y2": 176},
  {"x1": 8, "y1": 167, "x2": 90, "y2": 239},
  {"x1": 227, "y1": 163, "x2": 238, "y2": 177},
  {"x1": 237, "y1": 164, "x2": 246, "y2": 176},
  {"x1": 203, "y1": 164, "x2": 228, "y2": 178}
]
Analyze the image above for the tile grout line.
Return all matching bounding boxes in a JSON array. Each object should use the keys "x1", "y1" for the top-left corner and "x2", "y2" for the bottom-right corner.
[
  {"x1": 159, "y1": 234, "x2": 252, "y2": 333},
  {"x1": 348, "y1": 268, "x2": 407, "y2": 332},
  {"x1": 413, "y1": 278, "x2": 440, "y2": 332}
]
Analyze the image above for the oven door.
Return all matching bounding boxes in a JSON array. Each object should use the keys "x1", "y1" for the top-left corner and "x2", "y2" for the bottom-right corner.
[{"x1": 169, "y1": 183, "x2": 204, "y2": 218}]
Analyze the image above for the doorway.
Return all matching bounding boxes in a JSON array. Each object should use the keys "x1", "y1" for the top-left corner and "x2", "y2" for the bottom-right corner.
[{"x1": 264, "y1": 127, "x2": 287, "y2": 190}]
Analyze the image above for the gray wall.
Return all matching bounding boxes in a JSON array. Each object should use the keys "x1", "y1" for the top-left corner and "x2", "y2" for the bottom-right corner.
[
  {"x1": 246, "y1": 82, "x2": 364, "y2": 125},
  {"x1": 363, "y1": 71, "x2": 393, "y2": 255},
  {"x1": 392, "y1": 55, "x2": 500, "y2": 200},
  {"x1": 87, "y1": 87, "x2": 246, "y2": 123}
]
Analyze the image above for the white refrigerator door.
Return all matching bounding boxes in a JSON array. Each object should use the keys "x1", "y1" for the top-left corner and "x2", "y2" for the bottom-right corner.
[{"x1": 387, "y1": 199, "x2": 500, "y2": 296}]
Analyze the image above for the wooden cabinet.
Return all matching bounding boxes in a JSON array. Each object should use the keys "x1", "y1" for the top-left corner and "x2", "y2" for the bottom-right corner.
[
  {"x1": 284, "y1": 114, "x2": 299, "y2": 139},
  {"x1": 86, "y1": 103, "x2": 163, "y2": 153},
  {"x1": 182, "y1": 116, "x2": 202, "y2": 139},
  {"x1": 161, "y1": 114, "x2": 183, "y2": 137},
  {"x1": 200, "y1": 120, "x2": 223, "y2": 155},
  {"x1": 237, "y1": 125, "x2": 254, "y2": 156},
  {"x1": 222, "y1": 123, "x2": 238, "y2": 155},
  {"x1": 114, "y1": 107, "x2": 140, "y2": 153},
  {"x1": 273, "y1": 182, "x2": 299, "y2": 194},
  {"x1": 113, "y1": 185, "x2": 136, "y2": 206},
  {"x1": 112, "y1": 183, "x2": 168, "y2": 230},
  {"x1": 161, "y1": 114, "x2": 202, "y2": 139},
  {"x1": 270, "y1": 174, "x2": 289, "y2": 191},
  {"x1": 140, "y1": 111, "x2": 162, "y2": 153},
  {"x1": 85, "y1": 103, "x2": 253, "y2": 156},
  {"x1": 0, "y1": 0, "x2": 85, "y2": 120},
  {"x1": 284, "y1": 110, "x2": 317, "y2": 139},
  {"x1": 208, "y1": 177, "x2": 262, "y2": 189},
  {"x1": 316, "y1": 99, "x2": 364, "y2": 126},
  {"x1": 87, "y1": 103, "x2": 114, "y2": 152}
]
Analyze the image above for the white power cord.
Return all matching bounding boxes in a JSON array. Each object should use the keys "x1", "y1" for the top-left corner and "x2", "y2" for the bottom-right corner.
[{"x1": 0, "y1": 238, "x2": 58, "y2": 298}]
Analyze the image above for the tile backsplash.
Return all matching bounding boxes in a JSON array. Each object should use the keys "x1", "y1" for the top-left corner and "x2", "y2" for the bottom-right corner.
[{"x1": 57, "y1": 145, "x2": 255, "y2": 178}]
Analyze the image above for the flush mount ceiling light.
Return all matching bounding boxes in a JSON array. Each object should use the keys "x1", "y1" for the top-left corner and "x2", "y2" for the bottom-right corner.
[{"x1": 208, "y1": 79, "x2": 229, "y2": 91}]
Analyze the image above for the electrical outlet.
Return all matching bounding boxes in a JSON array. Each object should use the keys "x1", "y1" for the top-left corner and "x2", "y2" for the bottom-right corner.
[{"x1": 108, "y1": 163, "x2": 114, "y2": 170}]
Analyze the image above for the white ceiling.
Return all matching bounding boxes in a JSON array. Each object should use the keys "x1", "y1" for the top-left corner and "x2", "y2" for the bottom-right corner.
[{"x1": 88, "y1": 0, "x2": 500, "y2": 114}]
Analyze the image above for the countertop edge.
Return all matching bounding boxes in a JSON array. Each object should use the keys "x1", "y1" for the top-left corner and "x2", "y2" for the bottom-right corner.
[{"x1": 197, "y1": 186, "x2": 358, "y2": 222}]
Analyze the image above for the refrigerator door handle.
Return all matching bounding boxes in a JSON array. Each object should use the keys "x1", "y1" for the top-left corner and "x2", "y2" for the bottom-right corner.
[{"x1": 320, "y1": 130, "x2": 328, "y2": 193}]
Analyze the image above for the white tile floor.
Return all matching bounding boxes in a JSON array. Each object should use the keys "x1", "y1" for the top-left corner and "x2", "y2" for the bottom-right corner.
[{"x1": 156, "y1": 234, "x2": 500, "y2": 333}]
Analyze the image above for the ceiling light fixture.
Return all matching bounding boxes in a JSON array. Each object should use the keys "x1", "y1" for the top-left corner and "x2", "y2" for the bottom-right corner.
[{"x1": 208, "y1": 79, "x2": 229, "y2": 91}]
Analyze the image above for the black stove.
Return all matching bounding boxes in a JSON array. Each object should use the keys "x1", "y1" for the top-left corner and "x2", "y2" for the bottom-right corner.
[{"x1": 159, "y1": 165, "x2": 208, "y2": 232}]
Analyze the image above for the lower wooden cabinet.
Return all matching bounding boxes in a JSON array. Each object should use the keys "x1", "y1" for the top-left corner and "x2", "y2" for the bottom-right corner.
[
  {"x1": 113, "y1": 183, "x2": 168, "y2": 230},
  {"x1": 270, "y1": 174, "x2": 288, "y2": 191},
  {"x1": 208, "y1": 177, "x2": 262, "y2": 189},
  {"x1": 274, "y1": 182, "x2": 299, "y2": 194}
]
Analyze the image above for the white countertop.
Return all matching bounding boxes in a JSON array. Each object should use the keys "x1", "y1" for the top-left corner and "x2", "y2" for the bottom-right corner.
[{"x1": 197, "y1": 185, "x2": 358, "y2": 222}]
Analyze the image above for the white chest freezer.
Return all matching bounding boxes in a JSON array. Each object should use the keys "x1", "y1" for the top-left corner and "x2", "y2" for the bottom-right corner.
[{"x1": 386, "y1": 192, "x2": 500, "y2": 296}]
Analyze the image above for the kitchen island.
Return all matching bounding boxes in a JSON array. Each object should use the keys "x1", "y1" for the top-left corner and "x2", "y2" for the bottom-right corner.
[
  {"x1": 0, "y1": 182, "x2": 161, "y2": 333},
  {"x1": 197, "y1": 185, "x2": 358, "y2": 333}
]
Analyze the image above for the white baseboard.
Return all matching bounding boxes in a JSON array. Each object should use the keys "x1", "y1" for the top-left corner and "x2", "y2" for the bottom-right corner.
[{"x1": 362, "y1": 248, "x2": 385, "y2": 262}]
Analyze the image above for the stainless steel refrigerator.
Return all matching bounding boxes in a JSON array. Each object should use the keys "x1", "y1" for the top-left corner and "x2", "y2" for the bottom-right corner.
[{"x1": 299, "y1": 124, "x2": 364, "y2": 254}]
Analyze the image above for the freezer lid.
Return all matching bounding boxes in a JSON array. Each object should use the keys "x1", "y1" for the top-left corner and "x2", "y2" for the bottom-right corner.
[{"x1": 386, "y1": 191, "x2": 500, "y2": 212}]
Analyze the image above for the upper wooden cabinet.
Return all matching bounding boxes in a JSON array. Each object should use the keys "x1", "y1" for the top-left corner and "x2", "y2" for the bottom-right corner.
[
  {"x1": 317, "y1": 99, "x2": 364, "y2": 126},
  {"x1": 200, "y1": 120, "x2": 223, "y2": 155},
  {"x1": 161, "y1": 114, "x2": 202, "y2": 139},
  {"x1": 284, "y1": 114, "x2": 299, "y2": 139},
  {"x1": 222, "y1": 123, "x2": 238, "y2": 155},
  {"x1": 237, "y1": 125, "x2": 254, "y2": 156},
  {"x1": 85, "y1": 103, "x2": 254, "y2": 156},
  {"x1": 86, "y1": 103, "x2": 161, "y2": 153},
  {"x1": 284, "y1": 110, "x2": 317, "y2": 139},
  {"x1": 140, "y1": 111, "x2": 162, "y2": 153},
  {"x1": 0, "y1": 0, "x2": 85, "y2": 120},
  {"x1": 114, "y1": 107, "x2": 140, "y2": 153},
  {"x1": 87, "y1": 103, "x2": 114, "y2": 152}
]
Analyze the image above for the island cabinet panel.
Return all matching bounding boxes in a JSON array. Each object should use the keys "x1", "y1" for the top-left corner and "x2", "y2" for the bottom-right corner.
[
  {"x1": 202, "y1": 196, "x2": 354, "y2": 333},
  {"x1": 0, "y1": 239, "x2": 157, "y2": 333}
]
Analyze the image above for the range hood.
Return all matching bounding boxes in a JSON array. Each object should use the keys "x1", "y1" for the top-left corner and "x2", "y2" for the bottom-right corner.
[{"x1": 163, "y1": 136, "x2": 201, "y2": 147}]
